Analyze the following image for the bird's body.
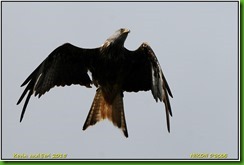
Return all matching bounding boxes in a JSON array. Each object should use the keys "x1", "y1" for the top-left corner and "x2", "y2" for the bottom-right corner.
[{"x1": 17, "y1": 28, "x2": 173, "y2": 137}]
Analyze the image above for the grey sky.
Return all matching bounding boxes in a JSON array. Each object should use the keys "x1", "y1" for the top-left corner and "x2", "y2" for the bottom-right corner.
[{"x1": 2, "y1": 1, "x2": 239, "y2": 159}]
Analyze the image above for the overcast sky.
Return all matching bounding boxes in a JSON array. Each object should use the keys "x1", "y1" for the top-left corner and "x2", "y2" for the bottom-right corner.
[{"x1": 2, "y1": 1, "x2": 239, "y2": 160}]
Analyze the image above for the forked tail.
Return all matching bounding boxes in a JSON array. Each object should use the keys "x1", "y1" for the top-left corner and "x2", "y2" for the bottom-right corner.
[{"x1": 82, "y1": 88, "x2": 128, "y2": 137}]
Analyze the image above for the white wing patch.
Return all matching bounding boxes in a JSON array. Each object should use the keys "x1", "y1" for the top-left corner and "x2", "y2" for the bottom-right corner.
[
  {"x1": 151, "y1": 63, "x2": 164, "y2": 102},
  {"x1": 33, "y1": 73, "x2": 42, "y2": 94}
]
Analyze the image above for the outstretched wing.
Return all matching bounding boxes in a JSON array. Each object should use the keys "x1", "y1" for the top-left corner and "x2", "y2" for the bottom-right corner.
[
  {"x1": 17, "y1": 43, "x2": 100, "y2": 122},
  {"x1": 123, "y1": 43, "x2": 173, "y2": 132}
]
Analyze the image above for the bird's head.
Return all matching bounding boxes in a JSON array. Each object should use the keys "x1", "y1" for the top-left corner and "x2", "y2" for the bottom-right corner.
[{"x1": 104, "y1": 28, "x2": 130, "y2": 47}]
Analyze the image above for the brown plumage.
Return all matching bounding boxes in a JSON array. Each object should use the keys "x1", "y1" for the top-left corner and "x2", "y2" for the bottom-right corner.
[
  {"x1": 83, "y1": 88, "x2": 128, "y2": 137},
  {"x1": 17, "y1": 28, "x2": 173, "y2": 137}
]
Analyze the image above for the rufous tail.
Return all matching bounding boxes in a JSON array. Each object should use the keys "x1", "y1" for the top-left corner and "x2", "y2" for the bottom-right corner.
[{"x1": 82, "y1": 88, "x2": 128, "y2": 137}]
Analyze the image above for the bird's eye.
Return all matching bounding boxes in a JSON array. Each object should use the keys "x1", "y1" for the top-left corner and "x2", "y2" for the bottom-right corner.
[{"x1": 120, "y1": 28, "x2": 124, "y2": 33}]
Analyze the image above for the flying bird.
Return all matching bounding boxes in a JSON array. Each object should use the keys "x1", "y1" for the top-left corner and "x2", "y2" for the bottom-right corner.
[{"x1": 17, "y1": 28, "x2": 173, "y2": 137}]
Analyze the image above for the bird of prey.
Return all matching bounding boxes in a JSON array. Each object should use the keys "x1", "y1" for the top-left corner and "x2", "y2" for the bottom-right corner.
[{"x1": 17, "y1": 28, "x2": 173, "y2": 137}]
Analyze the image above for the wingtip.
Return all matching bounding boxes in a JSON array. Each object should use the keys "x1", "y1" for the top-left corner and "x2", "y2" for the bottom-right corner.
[
  {"x1": 167, "y1": 122, "x2": 171, "y2": 133},
  {"x1": 20, "y1": 83, "x2": 25, "y2": 87},
  {"x1": 20, "y1": 115, "x2": 23, "y2": 123},
  {"x1": 20, "y1": 108, "x2": 26, "y2": 122},
  {"x1": 17, "y1": 95, "x2": 23, "y2": 105},
  {"x1": 166, "y1": 86, "x2": 173, "y2": 98}
]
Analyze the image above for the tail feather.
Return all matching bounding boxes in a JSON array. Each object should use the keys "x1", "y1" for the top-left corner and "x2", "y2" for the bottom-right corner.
[
  {"x1": 82, "y1": 88, "x2": 128, "y2": 137},
  {"x1": 111, "y1": 93, "x2": 128, "y2": 137}
]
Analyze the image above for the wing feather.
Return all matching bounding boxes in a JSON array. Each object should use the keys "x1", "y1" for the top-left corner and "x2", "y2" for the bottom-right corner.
[
  {"x1": 17, "y1": 43, "x2": 100, "y2": 122},
  {"x1": 123, "y1": 43, "x2": 173, "y2": 131}
]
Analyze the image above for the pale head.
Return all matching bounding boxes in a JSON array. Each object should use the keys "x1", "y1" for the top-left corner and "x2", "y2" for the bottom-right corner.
[{"x1": 105, "y1": 28, "x2": 130, "y2": 47}]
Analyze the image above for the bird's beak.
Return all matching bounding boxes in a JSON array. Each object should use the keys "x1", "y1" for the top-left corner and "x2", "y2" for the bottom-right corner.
[{"x1": 123, "y1": 29, "x2": 130, "y2": 34}]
